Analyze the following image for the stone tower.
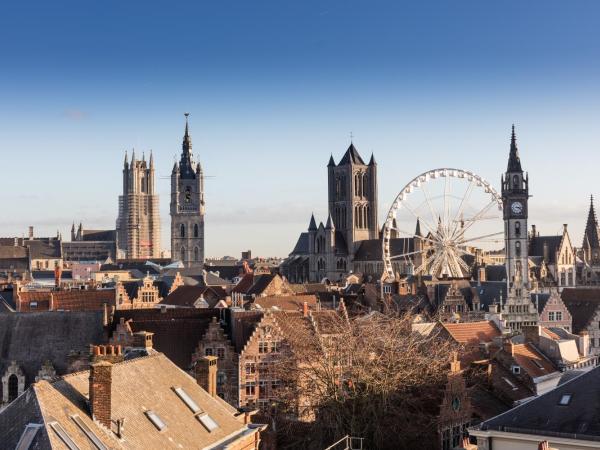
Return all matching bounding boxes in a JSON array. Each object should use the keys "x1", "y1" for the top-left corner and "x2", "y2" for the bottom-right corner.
[
  {"x1": 170, "y1": 114, "x2": 205, "y2": 267},
  {"x1": 501, "y1": 126, "x2": 537, "y2": 330},
  {"x1": 116, "y1": 150, "x2": 161, "y2": 259},
  {"x1": 327, "y1": 143, "x2": 378, "y2": 254}
]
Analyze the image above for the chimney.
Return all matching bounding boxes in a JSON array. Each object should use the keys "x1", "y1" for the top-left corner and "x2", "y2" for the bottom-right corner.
[
  {"x1": 89, "y1": 361, "x2": 112, "y2": 428},
  {"x1": 450, "y1": 352, "x2": 461, "y2": 373},
  {"x1": 49, "y1": 293, "x2": 54, "y2": 311},
  {"x1": 578, "y1": 331, "x2": 590, "y2": 358},
  {"x1": 523, "y1": 325, "x2": 541, "y2": 346},
  {"x1": 132, "y1": 331, "x2": 154, "y2": 350},
  {"x1": 303, "y1": 301, "x2": 309, "y2": 317},
  {"x1": 504, "y1": 339, "x2": 515, "y2": 357},
  {"x1": 531, "y1": 224, "x2": 536, "y2": 239},
  {"x1": 543, "y1": 241, "x2": 549, "y2": 263},
  {"x1": 28, "y1": 226, "x2": 34, "y2": 240},
  {"x1": 478, "y1": 266, "x2": 486, "y2": 283},
  {"x1": 196, "y1": 356, "x2": 218, "y2": 397}
]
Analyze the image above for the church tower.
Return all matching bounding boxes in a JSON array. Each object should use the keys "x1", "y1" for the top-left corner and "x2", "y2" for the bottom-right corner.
[
  {"x1": 327, "y1": 143, "x2": 378, "y2": 254},
  {"x1": 170, "y1": 114, "x2": 205, "y2": 267},
  {"x1": 116, "y1": 150, "x2": 161, "y2": 259},
  {"x1": 501, "y1": 126, "x2": 537, "y2": 330}
]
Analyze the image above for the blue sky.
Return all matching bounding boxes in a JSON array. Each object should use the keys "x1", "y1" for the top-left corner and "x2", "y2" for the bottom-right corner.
[{"x1": 1, "y1": 1, "x2": 600, "y2": 256}]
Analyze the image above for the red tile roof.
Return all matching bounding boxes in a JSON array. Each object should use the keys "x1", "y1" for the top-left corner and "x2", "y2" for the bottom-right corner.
[
  {"x1": 442, "y1": 321, "x2": 501, "y2": 345},
  {"x1": 512, "y1": 343, "x2": 556, "y2": 378}
]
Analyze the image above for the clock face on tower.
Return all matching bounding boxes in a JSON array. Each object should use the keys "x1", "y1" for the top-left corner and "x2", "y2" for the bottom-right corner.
[{"x1": 511, "y1": 201, "x2": 523, "y2": 215}]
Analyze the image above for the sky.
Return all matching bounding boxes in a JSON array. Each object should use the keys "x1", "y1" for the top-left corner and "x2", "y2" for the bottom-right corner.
[{"x1": 1, "y1": 0, "x2": 600, "y2": 257}]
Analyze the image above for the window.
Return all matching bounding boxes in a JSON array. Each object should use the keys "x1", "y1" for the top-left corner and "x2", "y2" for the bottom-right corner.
[
  {"x1": 173, "y1": 387, "x2": 201, "y2": 414},
  {"x1": 194, "y1": 247, "x2": 199, "y2": 262},
  {"x1": 180, "y1": 224, "x2": 186, "y2": 238},
  {"x1": 245, "y1": 382, "x2": 256, "y2": 396},
  {"x1": 194, "y1": 224, "x2": 199, "y2": 238},
  {"x1": 216, "y1": 348, "x2": 225, "y2": 359},
  {"x1": 515, "y1": 221, "x2": 521, "y2": 237},
  {"x1": 245, "y1": 363, "x2": 256, "y2": 375},
  {"x1": 259, "y1": 341, "x2": 268, "y2": 353},
  {"x1": 197, "y1": 414, "x2": 219, "y2": 432},
  {"x1": 556, "y1": 311, "x2": 563, "y2": 321},
  {"x1": 513, "y1": 175, "x2": 519, "y2": 189},
  {"x1": 49, "y1": 422, "x2": 80, "y2": 450},
  {"x1": 548, "y1": 311, "x2": 555, "y2": 321},
  {"x1": 515, "y1": 241, "x2": 521, "y2": 257},
  {"x1": 180, "y1": 247, "x2": 185, "y2": 262},
  {"x1": 15, "y1": 424, "x2": 43, "y2": 450},
  {"x1": 558, "y1": 394, "x2": 572, "y2": 405},
  {"x1": 145, "y1": 410, "x2": 166, "y2": 431},
  {"x1": 30, "y1": 302, "x2": 37, "y2": 309},
  {"x1": 270, "y1": 341, "x2": 280, "y2": 353},
  {"x1": 205, "y1": 348, "x2": 213, "y2": 356},
  {"x1": 8, "y1": 374, "x2": 19, "y2": 402},
  {"x1": 511, "y1": 365, "x2": 521, "y2": 375},
  {"x1": 383, "y1": 285, "x2": 392, "y2": 294}
]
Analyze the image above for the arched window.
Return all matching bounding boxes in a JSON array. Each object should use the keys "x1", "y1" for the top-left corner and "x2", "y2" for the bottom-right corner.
[
  {"x1": 180, "y1": 247, "x2": 186, "y2": 262},
  {"x1": 362, "y1": 173, "x2": 368, "y2": 198},
  {"x1": 180, "y1": 224, "x2": 185, "y2": 238},
  {"x1": 194, "y1": 224, "x2": 199, "y2": 238},
  {"x1": 515, "y1": 241, "x2": 521, "y2": 257},
  {"x1": 513, "y1": 175, "x2": 519, "y2": 189},
  {"x1": 8, "y1": 374, "x2": 19, "y2": 402},
  {"x1": 194, "y1": 247, "x2": 199, "y2": 261},
  {"x1": 515, "y1": 221, "x2": 521, "y2": 237}
]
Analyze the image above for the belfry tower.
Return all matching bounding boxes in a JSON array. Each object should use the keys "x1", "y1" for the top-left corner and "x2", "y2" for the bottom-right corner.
[
  {"x1": 116, "y1": 151, "x2": 161, "y2": 259},
  {"x1": 170, "y1": 114, "x2": 205, "y2": 267},
  {"x1": 501, "y1": 126, "x2": 537, "y2": 330}
]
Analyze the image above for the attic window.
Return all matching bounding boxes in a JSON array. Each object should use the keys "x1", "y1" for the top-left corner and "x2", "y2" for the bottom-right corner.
[
  {"x1": 558, "y1": 394, "x2": 572, "y2": 405},
  {"x1": 145, "y1": 410, "x2": 167, "y2": 431},
  {"x1": 15, "y1": 424, "x2": 43, "y2": 450},
  {"x1": 71, "y1": 415, "x2": 107, "y2": 450},
  {"x1": 511, "y1": 365, "x2": 521, "y2": 375},
  {"x1": 49, "y1": 421, "x2": 80, "y2": 450},
  {"x1": 173, "y1": 387, "x2": 202, "y2": 414},
  {"x1": 197, "y1": 413, "x2": 219, "y2": 432},
  {"x1": 502, "y1": 377, "x2": 518, "y2": 390}
]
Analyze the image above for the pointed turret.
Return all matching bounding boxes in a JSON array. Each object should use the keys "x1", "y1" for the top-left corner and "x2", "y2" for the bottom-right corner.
[
  {"x1": 507, "y1": 124, "x2": 523, "y2": 172},
  {"x1": 369, "y1": 153, "x2": 376, "y2": 165},
  {"x1": 130, "y1": 148, "x2": 136, "y2": 168},
  {"x1": 149, "y1": 150, "x2": 154, "y2": 168},
  {"x1": 124, "y1": 150, "x2": 129, "y2": 167},
  {"x1": 583, "y1": 195, "x2": 600, "y2": 250},
  {"x1": 326, "y1": 212, "x2": 334, "y2": 230},
  {"x1": 308, "y1": 214, "x2": 317, "y2": 231},
  {"x1": 327, "y1": 154, "x2": 336, "y2": 167},
  {"x1": 179, "y1": 113, "x2": 196, "y2": 179},
  {"x1": 415, "y1": 218, "x2": 422, "y2": 237}
]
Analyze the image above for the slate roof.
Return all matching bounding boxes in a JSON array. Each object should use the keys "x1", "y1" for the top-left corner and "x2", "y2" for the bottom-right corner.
[
  {"x1": 442, "y1": 321, "x2": 501, "y2": 345},
  {"x1": 561, "y1": 288, "x2": 600, "y2": 334},
  {"x1": 0, "y1": 311, "x2": 106, "y2": 386},
  {"x1": 161, "y1": 285, "x2": 226, "y2": 308},
  {"x1": 354, "y1": 237, "x2": 414, "y2": 261},
  {"x1": 484, "y1": 265, "x2": 507, "y2": 282},
  {"x1": 79, "y1": 229, "x2": 116, "y2": 242},
  {"x1": 506, "y1": 125, "x2": 523, "y2": 173},
  {"x1": 109, "y1": 308, "x2": 220, "y2": 369},
  {"x1": 529, "y1": 235, "x2": 562, "y2": 264},
  {"x1": 470, "y1": 281, "x2": 507, "y2": 310},
  {"x1": 246, "y1": 274, "x2": 276, "y2": 296},
  {"x1": 480, "y1": 366, "x2": 600, "y2": 441},
  {"x1": 24, "y1": 240, "x2": 62, "y2": 259},
  {"x1": 338, "y1": 143, "x2": 365, "y2": 165},
  {"x1": 532, "y1": 293, "x2": 551, "y2": 314},
  {"x1": 0, "y1": 245, "x2": 28, "y2": 259},
  {"x1": 0, "y1": 353, "x2": 261, "y2": 449},
  {"x1": 101, "y1": 261, "x2": 162, "y2": 275}
]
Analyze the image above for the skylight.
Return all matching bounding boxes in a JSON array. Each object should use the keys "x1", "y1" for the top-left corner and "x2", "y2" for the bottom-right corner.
[
  {"x1": 15, "y1": 424, "x2": 43, "y2": 450},
  {"x1": 145, "y1": 410, "x2": 167, "y2": 431},
  {"x1": 173, "y1": 387, "x2": 202, "y2": 414},
  {"x1": 71, "y1": 415, "x2": 107, "y2": 450},
  {"x1": 197, "y1": 413, "x2": 219, "y2": 432},
  {"x1": 558, "y1": 394, "x2": 572, "y2": 405},
  {"x1": 502, "y1": 377, "x2": 518, "y2": 390},
  {"x1": 532, "y1": 360, "x2": 545, "y2": 370},
  {"x1": 49, "y1": 421, "x2": 80, "y2": 450}
]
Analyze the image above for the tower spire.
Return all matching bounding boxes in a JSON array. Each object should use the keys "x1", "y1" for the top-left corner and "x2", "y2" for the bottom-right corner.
[
  {"x1": 583, "y1": 194, "x2": 600, "y2": 249},
  {"x1": 507, "y1": 124, "x2": 523, "y2": 172},
  {"x1": 180, "y1": 113, "x2": 195, "y2": 178}
]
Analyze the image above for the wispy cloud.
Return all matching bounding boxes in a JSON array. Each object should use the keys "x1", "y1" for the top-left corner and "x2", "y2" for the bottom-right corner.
[{"x1": 63, "y1": 109, "x2": 88, "y2": 121}]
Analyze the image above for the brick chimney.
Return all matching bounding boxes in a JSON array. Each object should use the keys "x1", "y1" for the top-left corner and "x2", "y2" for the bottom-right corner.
[
  {"x1": 503, "y1": 339, "x2": 515, "y2": 357},
  {"x1": 303, "y1": 301, "x2": 309, "y2": 317},
  {"x1": 196, "y1": 356, "x2": 218, "y2": 397},
  {"x1": 89, "y1": 361, "x2": 112, "y2": 428},
  {"x1": 132, "y1": 331, "x2": 154, "y2": 350},
  {"x1": 478, "y1": 266, "x2": 486, "y2": 283}
]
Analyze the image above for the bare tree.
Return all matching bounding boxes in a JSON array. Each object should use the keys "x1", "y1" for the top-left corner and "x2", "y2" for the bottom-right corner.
[{"x1": 268, "y1": 312, "x2": 457, "y2": 450}]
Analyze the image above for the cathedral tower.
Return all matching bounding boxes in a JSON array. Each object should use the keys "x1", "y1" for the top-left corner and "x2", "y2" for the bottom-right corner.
[
  {"x1": 501, "y1": 126, "x2": 537, "y2": 330},
  {"x1": 116, "y1": 150, "x2": 161, "y2": 259},
  {"x1": 170, "y1": 114, "x2": 205, "y2": 267},
  {"x1": 327, "y1": 143, "x2": 378, "y2": 254}
]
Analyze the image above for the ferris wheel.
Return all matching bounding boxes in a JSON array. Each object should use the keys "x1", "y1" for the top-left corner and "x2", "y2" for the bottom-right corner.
[{"x1": 381, "y1": 168, "x2": 504, "y2": 282}]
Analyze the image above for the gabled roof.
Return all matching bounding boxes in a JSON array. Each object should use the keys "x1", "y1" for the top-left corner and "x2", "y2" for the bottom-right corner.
[
  {"x1": 442, "y1": 321, "x2": 501, "y2": 345},
  {"x1": 251, "y1": 294, "x2": 318, "y2": 312},
  {"x1": 561, "y1": 288, "x2": 600, "y2": 334},
  {"x1": 529, "y1": 235, "x2": 562, "y2": 264},
  {"x1": 0, "y1": 311, "x2": 106, "y2": 386},
  {"x1": 480, "y1": 366, "x2": 600, "y2": 441},
  {"x1": 80, "y1": 229, "x2": 117, "y2": 242},
  {"x1": 354, "y1": 237, "x2": 414, "y2": 261},
  {"x1": 162, "y1": 285, "x2": 226, "y2": 308},
  {"x1": 511, "y1": 343, "x2": 557, "y2": 378},
  {"x1": 0, "y1": 353, "x2": 261, "y2": 449},
  {"x1": 291, "y1": 232, "x2": 309, "y2": 255},
  {"x1": 338, "y1": 143, "x2": 366, "y2": 165}
]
